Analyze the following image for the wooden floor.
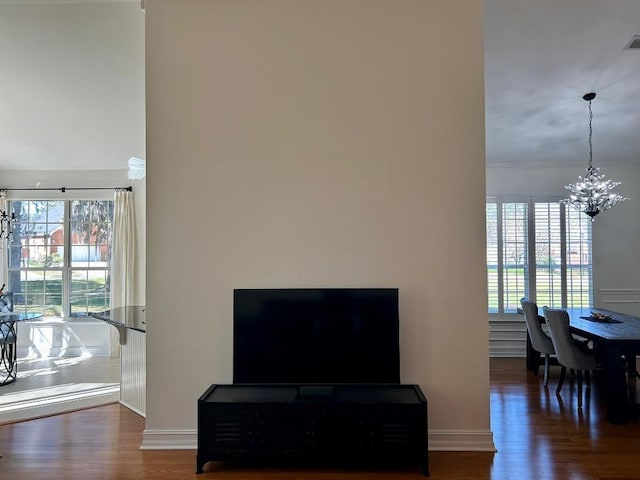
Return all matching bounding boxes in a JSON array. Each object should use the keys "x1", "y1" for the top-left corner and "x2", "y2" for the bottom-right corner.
[{"x1": 0, "y1": 358, "x2": 639, "y2": 479}]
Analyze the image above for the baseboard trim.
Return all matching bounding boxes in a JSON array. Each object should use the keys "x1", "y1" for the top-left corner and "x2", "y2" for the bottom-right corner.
[
  {"x1": 140, "y1": 428, "x2": 496, "y2": 452},
  {"x1": 140, "y1": 429, "x2": 197, "y2": 450},
  {"x1": 0, "y1": 385, "x2": 120, "y2": 425},
  {"x1": 120, "y1": 399, "x2": 146, "y2": 418},
  {"x1": 429, "y1": 429, "x2": 497, "y2": 452}
]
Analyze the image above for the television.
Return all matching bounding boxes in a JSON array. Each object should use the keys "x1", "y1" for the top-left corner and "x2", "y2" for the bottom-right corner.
[{"x1": 233, "y1": 288, "x2": 400, "y2": 384}]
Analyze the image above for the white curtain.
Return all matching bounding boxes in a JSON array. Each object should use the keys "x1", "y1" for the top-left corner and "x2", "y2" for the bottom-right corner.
[{"x1": 110, "y1": 190, "x2": 136, "y2": 309}]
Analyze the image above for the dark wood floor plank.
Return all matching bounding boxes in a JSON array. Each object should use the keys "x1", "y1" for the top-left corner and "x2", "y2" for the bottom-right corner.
[{"x1": 1, "y1": 358, "x2": 639, "y2": 479}]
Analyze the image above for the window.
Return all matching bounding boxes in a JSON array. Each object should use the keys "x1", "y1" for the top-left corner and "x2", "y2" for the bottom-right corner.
[
  {"x1": 487, "y1": 198, "x2": 592, "y2": 315},
  {"x1": 7, "y1": 200, "x2": 114, "y2": 316}
]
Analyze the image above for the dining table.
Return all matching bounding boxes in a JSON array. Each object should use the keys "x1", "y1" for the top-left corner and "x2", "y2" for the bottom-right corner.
[
  {"x1": 0, "y1": 311, "x2": 43, "y2": 386},
  {"x1": 525, "y1": 306, "x2": 640, "y2": 424}
]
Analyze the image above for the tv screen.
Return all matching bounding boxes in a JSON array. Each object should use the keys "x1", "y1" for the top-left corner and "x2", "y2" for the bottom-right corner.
[{"x1": 233, "y1": 288, "x2": 400, "y2": 384}]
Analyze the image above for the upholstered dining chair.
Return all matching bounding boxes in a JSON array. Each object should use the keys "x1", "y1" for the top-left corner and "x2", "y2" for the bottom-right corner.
[
  {"x1": 543, "y1": 307, "x2": 597, "y2": 408},
  {"x1": 521, "y1": 298, "x2": 554, "y2": 386}
]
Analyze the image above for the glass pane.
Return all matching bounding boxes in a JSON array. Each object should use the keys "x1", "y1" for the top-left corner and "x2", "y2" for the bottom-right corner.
[
  {"x1": 8, "y1": 200, "x2": 65, "y2": 271},
  {"x1": 45, "y1": 294, "x2": 63, "y2": 317},
  {"x1": 502, "y1": 203, "x2": 528, "y2": 313},
  {"x1": 566, "y1": 207, "x2": 592, "y2": 308},
  {"x1": 8, "y1": 245, "x2": 26, "y2": 269},
  {"x1": 10, "y1": 292, "x2": 26, "y2": 314},
  {"x1": 70, "y1": 269, "x2": 110, "y2": 315},
  {"x1": 25, "y1": 270, "x2": 45, "y2": 294},
  {"x1": 70, "y1": 201, "x2": 113, "y2": 269},
  {"x1": 43, "y1": 270, "x2": 63, "y2": 317},
  {"x1": 535, "y1": 203, "x2": 562, "y2": 308},
  {"x1": 486, "y1": 203, "x2": 499, "y2": 313}
]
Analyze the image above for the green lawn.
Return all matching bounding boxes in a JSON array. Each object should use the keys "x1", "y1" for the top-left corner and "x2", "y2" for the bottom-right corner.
[
  {"x1": 488, "y1": 266, "x2": 591, "y2": 312},
  {"x1": 10, "y1": 279, "x2": 109, "y2": 316}
]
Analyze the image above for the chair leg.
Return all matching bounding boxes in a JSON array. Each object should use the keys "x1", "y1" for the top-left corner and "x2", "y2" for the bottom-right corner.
[
  {"x1": 585, "y1": 370, "x2": 591, "y2": 388},
  {"x1": 543, "y1": 354, "x2": 550, "y2": 386},
  {"x1": 577, "y1": 370, "x2": 583, "y2": 408},
  {"x1": 556, "y1": 366, "x2": 566, "y2": 395}
]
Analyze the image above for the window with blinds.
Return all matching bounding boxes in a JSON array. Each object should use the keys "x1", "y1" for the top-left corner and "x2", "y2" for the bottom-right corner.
[{"x1": 486, "y1": 198, "x2": 592, "y2": 315}]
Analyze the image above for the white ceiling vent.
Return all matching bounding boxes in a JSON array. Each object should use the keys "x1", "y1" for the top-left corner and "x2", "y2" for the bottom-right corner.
[{"x1": 624, "y1": 35, "x2": 640, "y2": 50}]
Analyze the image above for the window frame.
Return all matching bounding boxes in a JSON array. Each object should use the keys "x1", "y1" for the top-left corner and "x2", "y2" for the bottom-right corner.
[
  {"x1": 487, "y1": 195, "x2": 593, "y2": 319},
  {"x1": 5, "y1": 197, "x2": 114, "y2": 318}
]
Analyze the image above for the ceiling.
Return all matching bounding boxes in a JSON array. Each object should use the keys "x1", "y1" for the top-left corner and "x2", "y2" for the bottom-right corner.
[
  {"x1": 0, "y1": 0, "x2": 638, "y2": 170},
  {"x1": 0, "y1": 0, "x2": 143, "y2": 171},
  {"x1": 485, "y1": 0, "x2": 640, "y2": 166}
]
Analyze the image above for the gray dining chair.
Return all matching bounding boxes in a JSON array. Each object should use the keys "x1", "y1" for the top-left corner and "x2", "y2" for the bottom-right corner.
[
  {"x1": 521, "y1": 298, "x2": 555, "y2": 386},
  {"x1": 543, "y1": 307, "x2": 597, "y2": 408}
]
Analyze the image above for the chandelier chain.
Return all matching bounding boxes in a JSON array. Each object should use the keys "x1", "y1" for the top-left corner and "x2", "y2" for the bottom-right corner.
[{"x1": 588, "y1": 99, "x2": 593, "y2": 170}]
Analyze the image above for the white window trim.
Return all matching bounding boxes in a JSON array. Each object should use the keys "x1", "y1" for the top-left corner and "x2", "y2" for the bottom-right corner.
[{"x1": 6, "y1": 198, "x2": 114, "y2": 318}]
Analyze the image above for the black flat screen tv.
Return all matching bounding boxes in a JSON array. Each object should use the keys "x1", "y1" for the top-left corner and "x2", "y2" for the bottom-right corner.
[{"x1": 233, "y1": 288, "x2": 400, "y2": 384}]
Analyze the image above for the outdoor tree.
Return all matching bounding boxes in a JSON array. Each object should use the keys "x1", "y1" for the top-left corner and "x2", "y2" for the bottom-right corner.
[
  {"x1": 71, "y1": 200, "x2": 114, "y2": 259},
  {"x1": 8, "y1": 201, "x2": 52, "y2": 294}
]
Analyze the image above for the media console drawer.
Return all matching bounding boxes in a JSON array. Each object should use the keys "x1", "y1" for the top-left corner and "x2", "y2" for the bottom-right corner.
[{"x1": 196, "y1": 384, "x2": 429, "y2": 476}]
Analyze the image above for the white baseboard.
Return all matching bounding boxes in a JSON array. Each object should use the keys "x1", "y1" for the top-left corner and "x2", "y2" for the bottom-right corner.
[
  {"x1": 120, "y1": 399, "x2": 146, "y2": 418},
  {"x1": 428, "y1": 429, "x2": 496, "y2": 452},
  {"x1": 0, "y1": 385, "x2": 120, "y2": 424},
  {"x1": 140, "y1": 429, "x2": 197, "y2": 450},
  {"x1": 140, "y1": 428, "x2": 496, "y2": 452}
]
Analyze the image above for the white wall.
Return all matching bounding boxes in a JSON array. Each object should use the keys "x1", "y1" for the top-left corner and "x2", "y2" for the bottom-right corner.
[
  {"x1": 17, "y1": 318, "x2": 111, "y2": 358},
  {"x1": 144, "y1": 0, "x2": 492, "y2": 451}
]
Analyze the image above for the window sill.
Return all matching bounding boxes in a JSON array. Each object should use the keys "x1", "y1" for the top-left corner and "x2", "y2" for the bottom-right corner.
[
  {"x1": 489, "y1": 314, "x2": 524, "y2": 323},
  {"x1": 23, "y1": 317, "x2": 106, "y2": 326}
]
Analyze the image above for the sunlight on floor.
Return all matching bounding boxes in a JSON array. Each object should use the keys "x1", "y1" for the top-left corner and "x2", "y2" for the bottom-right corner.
[
  {"x1": 0, "y1": 384, "x2": 120, "y2": 412},
  {"x1": 0, "y1": 354, "x2": 120, "y2": 422}
]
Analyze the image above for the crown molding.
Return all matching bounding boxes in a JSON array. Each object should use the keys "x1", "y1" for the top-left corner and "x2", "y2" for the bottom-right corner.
[{"x1": 487, "y1": 160, "x2": 640, "y2": 169}]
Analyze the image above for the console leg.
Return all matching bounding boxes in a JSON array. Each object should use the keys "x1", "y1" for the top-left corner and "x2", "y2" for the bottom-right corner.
[
  {"x1": 422, "y1": 462, "x2": 430, "y2": 477},
  {"x1": 195, "y1": 457, "x2": 205, "y2": 474}
]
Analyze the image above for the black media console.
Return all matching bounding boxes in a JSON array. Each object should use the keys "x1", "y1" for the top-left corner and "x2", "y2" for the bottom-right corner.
[{"x1": 196, "y1": 383, "x2": 429, "y2": 476}]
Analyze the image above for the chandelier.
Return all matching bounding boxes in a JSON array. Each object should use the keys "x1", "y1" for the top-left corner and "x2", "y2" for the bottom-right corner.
[
  {"x1": 0, "y1": 210, "x2": 15, "y2": 240},
  {"x1": 562, "y1": 92, "x2": 627, "y2": 219},
  {"x1": 0, "y1": 190, "x2": 14, "y2": 240}
]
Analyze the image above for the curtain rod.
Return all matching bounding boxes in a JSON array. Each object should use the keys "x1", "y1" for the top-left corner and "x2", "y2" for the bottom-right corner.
[{"x1": 1, "y1": 186, "x2": 132, "y2": 192}]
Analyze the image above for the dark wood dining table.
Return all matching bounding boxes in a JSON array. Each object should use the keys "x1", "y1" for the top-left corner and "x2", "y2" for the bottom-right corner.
[{"x1": 526, "y1": 306, "x2": 640, "y2": 424}]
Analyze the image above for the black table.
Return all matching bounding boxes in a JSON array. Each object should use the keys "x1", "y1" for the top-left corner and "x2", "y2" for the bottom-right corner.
[
  {"x1": 566, "y1": 307, "x2": 640, "y2": 424},
  {"x1": 525, "y1": 307, "x2": 640, "y2": 424},
  {"x1": 0, "y1": 312, "x2": 43, "y2": 385}
]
